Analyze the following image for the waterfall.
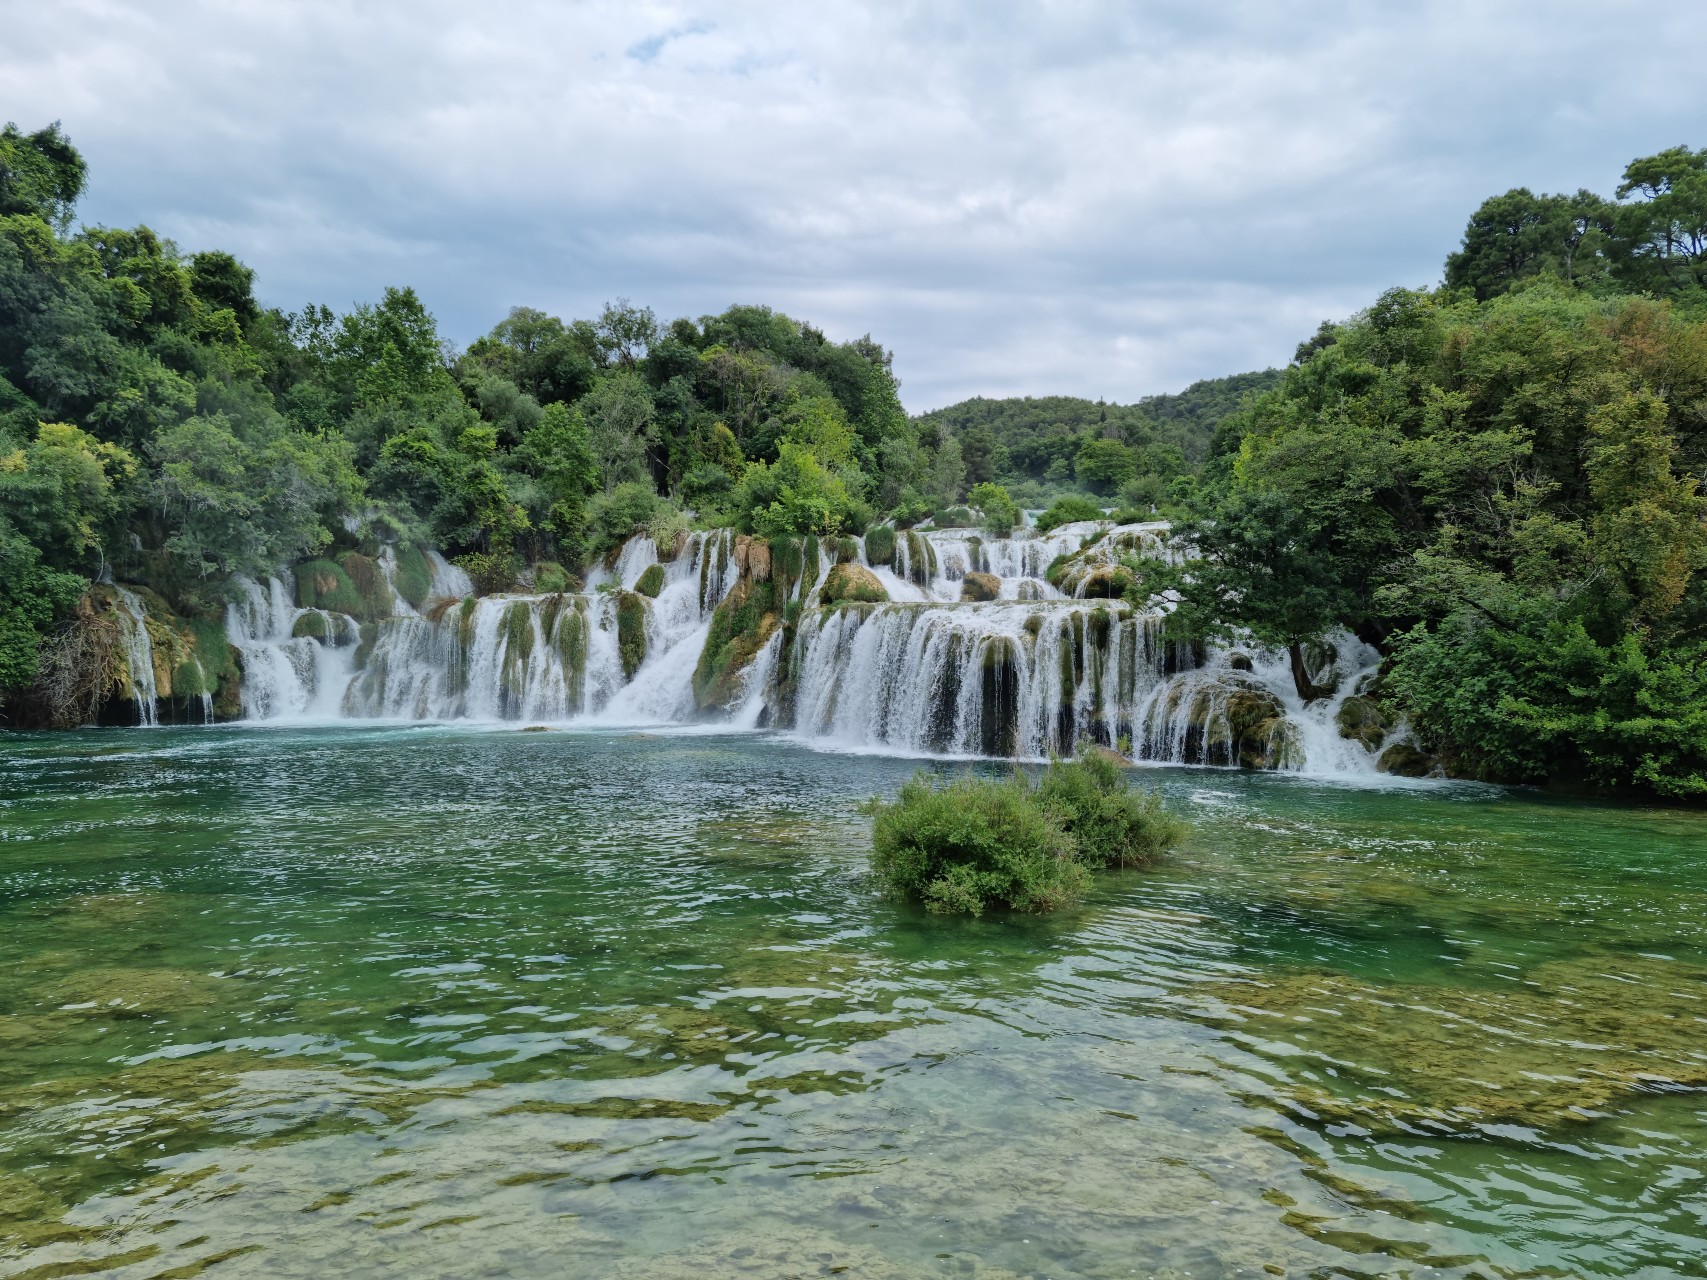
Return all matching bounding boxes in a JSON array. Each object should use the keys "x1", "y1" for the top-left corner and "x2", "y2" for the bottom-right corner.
[
  {"x1": 785, "y1": 599, "x2": 1384, "y2": 772},
  {"x1": 112, "y1": 587, "x2": 159, "y2": 726},
  {"x1": 225, "y1": 576, "x2": 358, "y2": 721},
  {"x1": 348, "y1": 531, "x2": 738, "y2": 724},
  {"x1": 176, "y1": 522, "x2": 1392, "y2": 775}
]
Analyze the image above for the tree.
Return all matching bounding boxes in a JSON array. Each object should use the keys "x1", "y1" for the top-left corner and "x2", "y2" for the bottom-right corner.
[
  {"x1": 596, "y1": 298, "x2": 658, "y2": 369},
  {"x1": 0, "y1": 122, "x2": 86, "y2": 230},
  {"x1": 579, "y1": 371, "x2": 656, "y2": 488},
  {"x1": 1444, "y1": 188, "x2": 1615, "y2": 300},
  {"x1": 970, "y1": 481, "x2": 1018, "y2": 536},
  {"x1": 1074, "y1": 437, "x2": 1138, "y2": 494},
  {"x1": 515, "y1": 401, "x2": 597, "y2": 562},
  {"x1": 1615, "y1": 146, "x2": 1707, "y2": 300}
]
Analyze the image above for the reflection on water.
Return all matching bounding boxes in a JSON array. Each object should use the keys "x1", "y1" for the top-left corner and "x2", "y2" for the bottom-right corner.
[{"x1": 1, "y1": 726, "x2": 1706, "y2": 1278}]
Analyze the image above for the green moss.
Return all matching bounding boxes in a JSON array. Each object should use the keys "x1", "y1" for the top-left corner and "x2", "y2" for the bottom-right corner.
[
  {"x1": 635, "y1": 563, "x2": 666, "y2": 598},
  {"x1": 835, "y1": 536, "x2": 860, "y2": 564},
  {"x1": 294, "y1": 560, "x2": 363, "y2": 616},
  {"x1": 554, "y1": 601, "x2": 588, "y2": 705},
  {"x1": 864, "y1": 525, "x2": 896, "y2": 567},
  {"x1": 616, "y1": 592, "x2": 649, "y2": 678},
  {"x1": 500, "y1": 601, "x2": 537, "y2": 699},
  {"x1": 291, "y1": 611, "x2": 329, "y2": 640},
  {"x1": 693, "y1": 579, "x2": 778, "y2": 710},
  {"x1": 769, "y1": 534, "x2": 803, "y2": 595},
  {"x1": 821, "y1": 562, "x2": 888, "y2": 605},
  {"x1": 335, "y1": 551, "x2": 395, "y2": 620},
  {"x1": 393, "y1": 544, "x2": 433, "y2": 609}
]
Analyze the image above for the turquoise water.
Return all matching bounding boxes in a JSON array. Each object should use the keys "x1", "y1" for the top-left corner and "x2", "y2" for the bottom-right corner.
[{"x1": 1, "y1": 726, "x2": 1705, "y2": 1278}]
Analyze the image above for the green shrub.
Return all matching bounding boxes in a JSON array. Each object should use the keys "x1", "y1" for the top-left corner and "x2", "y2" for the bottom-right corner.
[
  {"x1": 864, "y1": 524, "x2": 896, "y2": 566},
  {"x1": 868, "y1": 752, "x2": 1186, "y2": 914},
  {"x1": 1035, "y1": 495, "x2": 1104, "y2": 533},
  {"x1": 1037, "y1": 749, "x2": 1187, "y2": 868},
  {"x1": 870, "y1": 773, "x2": 1086, "y2": 916},
  {"x1": 533, "y1": 561, "x2": 571, "y2": 594},
  {"x1": 393, "y1": 543, "x2": 433, "y2": 608},
  {"x1": 634, "y1": 563, "x2": 666, "y2": 598},
  {"x1": 455, "y1": 550, "x2": 517, "y2": 596},
  {"x1": 294, "y1": 560, "x2": 363, "y2": 615}
]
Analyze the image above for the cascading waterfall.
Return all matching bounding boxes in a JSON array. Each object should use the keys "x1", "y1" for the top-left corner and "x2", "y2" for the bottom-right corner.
[
  {"x1": 348, "y1": 530, "x2": 740, "y2": 724},
  {"x1": 112, "y1": 587, "x2": 159, "y2": 726},
  {"x1": 98, "y1": 521, "x2": 1396, "y2": 775},
  {"x1": 226, "y1": 576, "x2": 360, "y2": 720}
]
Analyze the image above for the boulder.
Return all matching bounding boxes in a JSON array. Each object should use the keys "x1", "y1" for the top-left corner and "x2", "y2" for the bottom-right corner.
[
  {"x1": 1335, "y1": 694, "x2": 1390, "y2": 750},
  {"x1": 1377, "y1": 741, "x2": 1433, "y2": 777},
  {"x1": 959, "y1": 571, "x2": 1001, "y2": 602},
  {"x1": 635, "y1": 563, "x2": 666, "y2": 598},
  {"x1": 821, "y1": 562, "x2": 888, "y2": 605},
  {"x1": 734, "y1": 534, "x2": 771, "y2": 583}
]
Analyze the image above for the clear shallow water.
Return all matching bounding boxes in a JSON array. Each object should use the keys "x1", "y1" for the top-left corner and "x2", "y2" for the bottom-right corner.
[{"x1": 1, "y1": 727, "x2": 1705, "y2": 1279}]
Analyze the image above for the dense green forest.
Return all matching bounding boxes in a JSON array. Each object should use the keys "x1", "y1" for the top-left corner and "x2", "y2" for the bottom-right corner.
[
  {"x1": 913, "y1": 370, "x2": 1280, "y2": 509},
  {"x1": 1150, "y1": 146, "x2": 1707, "y2": 796}
]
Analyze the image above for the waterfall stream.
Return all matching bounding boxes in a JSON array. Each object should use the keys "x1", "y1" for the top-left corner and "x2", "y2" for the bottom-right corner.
[{"x1": 104, "y1": 525, "x2": 1398, "y2": 774}]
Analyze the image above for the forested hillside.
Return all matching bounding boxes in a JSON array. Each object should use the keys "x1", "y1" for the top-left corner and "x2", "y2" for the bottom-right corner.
[
  {"x1": 1149, "y1": 145, "x2": 1707, "y2": 796},
  {"x1": 913, "y1": 370, "x2": 1280, "y2": 509},
  {"x1": 0, "y1": 122, "x2": 979, "y2": 711}
]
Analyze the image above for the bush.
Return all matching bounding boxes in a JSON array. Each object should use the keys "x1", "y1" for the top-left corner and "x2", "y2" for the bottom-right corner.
[
  {"x1": 1037, "y1": 749, "x2": 1187, "y2": 867},
  {"x1": 970, "y1": 482, "x2": 1018, "y2": 536},
  {"x1": 870, "y1": 773, "x2": 1086, "y2": 915},
  {"x1": 864, "y1": 524, "x2": 896, "y2": 566},
  {"x1": 868, "y1": 752, "x2": 1186, "y2": 914},
  {"x1": 533, "y1": 561, "x2": 572, "y2": 594},
  {"x1": 588, "y1": 481, "x2": 660, "y2": 555},
  {"x1": 454, "y1": 550, "x2": 517, "y2": 596},
  {"x1": 1035, "y1": 495, "x2": 1105, "y2": 533}
]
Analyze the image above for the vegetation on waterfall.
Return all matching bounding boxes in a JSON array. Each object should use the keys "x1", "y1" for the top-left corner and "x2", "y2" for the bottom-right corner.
[{"x1": 868, "y1": 750, "x2": 1187, "y2": 915}]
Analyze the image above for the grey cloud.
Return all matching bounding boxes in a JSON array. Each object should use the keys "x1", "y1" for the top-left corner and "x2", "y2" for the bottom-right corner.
[{"x1": 3, "y1": 0, "x2": 1702, "y2": 409}]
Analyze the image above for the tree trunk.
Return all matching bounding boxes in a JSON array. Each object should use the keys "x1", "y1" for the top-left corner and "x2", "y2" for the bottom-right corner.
[{"x1": 1288, "y1": 640, "x2": 1329, "y2": 704}]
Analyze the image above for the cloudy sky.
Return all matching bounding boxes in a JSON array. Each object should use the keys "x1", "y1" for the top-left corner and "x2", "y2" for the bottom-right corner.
[{"x1": 4, "y1": 1, "x2": 1702, "y2": 410}]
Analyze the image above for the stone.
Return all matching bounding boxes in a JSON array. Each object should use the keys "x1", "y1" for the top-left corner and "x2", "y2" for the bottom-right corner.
[
  {"x1": 1377, "y1": 741, "x2": 1433, "y2": 777},
  {"x1": 959, "y1": 571, "x2": 1000, "y2": 602},
  {"x1": 820, "y1": 562, "x2": 888, "y2": 605},
  {"x1": 1335, "y1": 694, "x2": 1390, "y2": 749}
]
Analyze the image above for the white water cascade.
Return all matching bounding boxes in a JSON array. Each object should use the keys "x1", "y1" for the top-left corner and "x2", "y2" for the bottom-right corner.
[
  {"x1": 101, "y1": 521, "x2": 1398, "y2": 775},
  {"x1": 112, "y1": 587, "x2": 159, "y2": 726}
]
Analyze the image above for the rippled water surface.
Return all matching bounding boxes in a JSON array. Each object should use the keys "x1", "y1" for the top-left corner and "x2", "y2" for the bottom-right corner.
[{"x1": 2, "y1": 726, "x2": 1705, "y2": 1278}]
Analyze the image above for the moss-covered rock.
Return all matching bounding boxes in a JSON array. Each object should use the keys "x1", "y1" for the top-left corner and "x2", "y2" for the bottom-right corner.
[
  {"x1": 392, "y1": 543, "x2": 434, "y2": 609},
  {"x1": 693, "y1": 577, "x2": 778, "y2": 710},
  {"x1": 835, "y1": 536, "x2": 860, "y2": 564},
  {"x1": 864, "y1": 524, "x2": 896, "y2": 567},
  {"x1": 1335, "y1": 694, "x2": 1391, "y2": 750},
  {"x1": 336, "y1": 550, "x2": 395, "y2": 620},
  {"x1": 294, "y1": 559, "x2": 363, "y2": 616},
  {"x1": 616, "y1": 591, "x2": 649, "y2": 678},
  {"x1": 1077, "y1": 564, "x2": 1134, "y2": 599},
  {"x1": 1377, "y1": 741, "x2": 1433, "y2": 776},
  {"x1": 1225, "y1": 688, "x2": 1300, "y2": 770},
  {"x1": 634, "y1": 563, "x2": 666, "y2": 598},
  {"x1": 821, "y1": 562, "x2": 888, "y2": 605},
  {"x1": 734, "y1": 534, "x2": 771, "y2": 583},
  {"x1": 291, "y1": 611, "x2": 329, "y2": 640},
  {"x1": 959, "y1": 571, "x2": 1001, "y2": 602}
]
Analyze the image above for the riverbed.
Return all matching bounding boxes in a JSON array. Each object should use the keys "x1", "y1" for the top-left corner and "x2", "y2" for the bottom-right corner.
[{"x1": 2, "y1": 726, "x2": 1704, "y2": 1277}]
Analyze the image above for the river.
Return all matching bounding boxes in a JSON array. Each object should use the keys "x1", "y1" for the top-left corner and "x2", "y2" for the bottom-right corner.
[{"x1": 1, "y1": 726, "x2": 1704, "y2": 1278}]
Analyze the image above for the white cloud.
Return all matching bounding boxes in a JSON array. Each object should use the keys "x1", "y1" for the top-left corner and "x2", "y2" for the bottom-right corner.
[{"x1": 3, "y1": 0, "x2": 1702, "y2": 408}]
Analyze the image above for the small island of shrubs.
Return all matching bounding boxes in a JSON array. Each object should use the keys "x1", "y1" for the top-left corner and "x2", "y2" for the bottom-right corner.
[{"x1": 869, "y1": 749, "x2": 1187, "y2": 915}]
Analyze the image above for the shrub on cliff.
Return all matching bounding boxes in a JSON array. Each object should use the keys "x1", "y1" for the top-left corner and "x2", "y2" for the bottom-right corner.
[{"x1": 869, "y1": 752, "x2": 1185, "y2": 914}]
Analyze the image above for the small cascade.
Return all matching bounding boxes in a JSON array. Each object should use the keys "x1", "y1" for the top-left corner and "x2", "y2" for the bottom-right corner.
[
  {"x1": 226, "y1": 576, "x2": 359, "y2": 720},
  {"x1": 112, "y1": 587, "x2": 159, "y2": 726}
]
